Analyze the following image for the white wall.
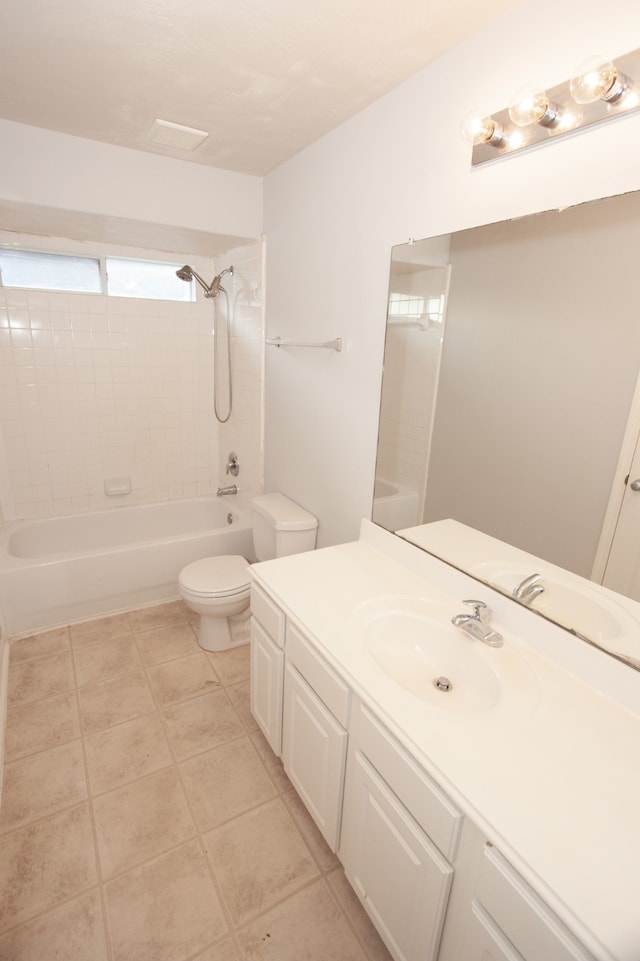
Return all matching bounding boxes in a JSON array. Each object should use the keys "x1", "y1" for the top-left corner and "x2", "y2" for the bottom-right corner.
[
  {"x1": 263, "y1": 0, "x2": 640, "y2": 548},
  {"x1": 0, "y1": 119, "x2": 262, "y2": 249}
]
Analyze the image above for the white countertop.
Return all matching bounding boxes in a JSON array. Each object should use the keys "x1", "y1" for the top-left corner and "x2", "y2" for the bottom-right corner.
[{"x1": 251, "y1": 521, "x2": 640, "y2": 961}]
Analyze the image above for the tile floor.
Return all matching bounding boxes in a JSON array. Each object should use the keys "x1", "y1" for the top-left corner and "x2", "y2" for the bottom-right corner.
[{"x1": 0, "y1": 601, "x2": 393, "y2": 961}]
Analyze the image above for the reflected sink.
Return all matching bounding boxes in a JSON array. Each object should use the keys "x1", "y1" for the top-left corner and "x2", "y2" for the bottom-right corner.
[
  {"x1": 473, "y1": 562, "x2": 638, "y2": 644},
  {"x1": 348, "y1": 596, "x2": 538, "y2": 715}
]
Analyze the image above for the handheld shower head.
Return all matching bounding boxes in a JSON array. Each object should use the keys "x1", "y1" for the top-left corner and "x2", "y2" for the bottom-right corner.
[
  {"x1": 175, "y1": 264, "x2": 216, "y2": 296},
  {"x1": 175, "y1": 264, "x2": 234, "y2": 298},
  {"x1": 176, "y1": 265, "x2": 193, "y2": 282}
]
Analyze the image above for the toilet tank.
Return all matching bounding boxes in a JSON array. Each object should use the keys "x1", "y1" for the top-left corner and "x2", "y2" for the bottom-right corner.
[{"x1": 251, "y1": 493, "x2": 318, "y2": 561}]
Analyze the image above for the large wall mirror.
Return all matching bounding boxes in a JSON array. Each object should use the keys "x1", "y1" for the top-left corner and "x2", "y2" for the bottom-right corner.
[{"x1": 373, "y1": 190, "x2": 640, "y2": 668}]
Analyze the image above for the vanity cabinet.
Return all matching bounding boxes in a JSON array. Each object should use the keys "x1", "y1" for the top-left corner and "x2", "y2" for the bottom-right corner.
[
  {"x1": 250, "y1": 573, "x2": 601, "y2": 961},
  {"x1": 282, "y1": 622, "x2": 350, "y2": 851},
  {"x1": 340, "y1": 702, "x2": 460, "y2": 961},
  {"x1": 450, "y1": 843, "x2": 596, "y2": 961}
]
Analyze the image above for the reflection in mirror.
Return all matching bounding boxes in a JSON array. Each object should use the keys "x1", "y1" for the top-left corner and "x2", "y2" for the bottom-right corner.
[{"x1": 373, "y1": 191, "x2": 640, "y2": 667}]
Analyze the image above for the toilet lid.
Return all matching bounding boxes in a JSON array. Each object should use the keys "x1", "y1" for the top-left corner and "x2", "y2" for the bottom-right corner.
[{"x1": 180, "y1": 555, "x2": 250, "y2": 597}]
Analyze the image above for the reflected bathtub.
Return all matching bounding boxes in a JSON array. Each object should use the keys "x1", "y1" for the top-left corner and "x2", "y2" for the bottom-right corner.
[
  {"x1": 372, "y1": 478, "x2": 420, "y2": 532},
  {"x1": 0, "y1": 497, "x2": 254, "y2": 636}
]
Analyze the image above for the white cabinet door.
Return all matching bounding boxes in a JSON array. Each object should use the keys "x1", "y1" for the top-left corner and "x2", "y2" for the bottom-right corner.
[
  {"x1": 458, "y1": 901, "x2": 525, "y2": 961},
  {"x1": 250, "y1": 617, "x2": 284, "y2": 756},
  {"x1": 282, "y1": 662, "x2": 347, "y2": 851},
  {"x1": 340, "y1": 750, "x2": 453, "y2": 961}
]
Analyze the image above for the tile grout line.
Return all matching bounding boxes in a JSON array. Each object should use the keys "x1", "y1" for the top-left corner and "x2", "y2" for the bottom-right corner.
[{"x1": 69, "y1": 622, "x2": 115, "y2": 961}]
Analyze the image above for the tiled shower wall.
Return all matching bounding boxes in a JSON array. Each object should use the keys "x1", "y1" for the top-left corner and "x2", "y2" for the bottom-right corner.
[{"x1": 0, "y1": 233, "x2": 263, "y2": 521}]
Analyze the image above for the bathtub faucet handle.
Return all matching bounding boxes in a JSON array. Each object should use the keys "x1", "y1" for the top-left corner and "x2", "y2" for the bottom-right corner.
[{"x1": 226, "y1": 452, "x2": 240, "y2": 477}]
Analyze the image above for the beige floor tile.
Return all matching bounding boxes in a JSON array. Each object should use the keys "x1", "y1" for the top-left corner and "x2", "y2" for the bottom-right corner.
[
  {"x1": 282, "y1": 788, "x2": 339, "y2": 872},
  {"x1": 249, "y1": 731, "x2": 292, "y2": 793},
  {"x1": 128, "y1": 601, "x2": 187, "y2": 634},
  {"x1": 180, "y1": 737, "x2": 276, "y2": 832},
  {"x1": 193, "y1": 939, "x2": 242, "y2": 961},
  {"x1": 326, "y1": 868, "x2": 394, "y2": 961},
  {"x1": 104, "y1": 840, "x2": 228, "y2": 961},
  {"x1": 78, "y1": 669, "x2": 156, "y2": 734},
  {"x1": 9, "y1": 626, "x2": 70, "y2": 663},
  {"x1": 84, "y1": 712, "x2": 172, "y2": 796},
  {"x1": 0, "y1": 803, "x2": 97, "y2": 932},
  {"x1": 163, "y1": 689, "x2": 245, "y2": 760},
  {"x1": 135, "y1": 622, "x2": 200, "y2": 666},
  {"x1": 236, "y1": 878, "x2": 368, "y2": 961},
  {"x1": 0, "y1": 740, "x2": 87, "y2": 834},
  {"x1": 203, "y1": 798, "x2": 319, "y2": 924},
  {"x1": 5, "y1": 691, "x2": 80, "y2": 762},
  {"x1": 8, "y1": 651, "x2": 75, "y2": 707},
  {"x1": 93, "y1": 767, "x2": 196, "y2": 879},
  {"x1": 73, "y1": 634, "x2": 142, "y2": 687},
  {"x1": 0, "y1": 887, "x2": 108, "y2": 961},
  {"x1": 147, "y1": 652, "x2": 221, "y2": 705},
  {"x1": 225, "y1": 679, "x2": 258, "y2": 733},
  {"x1": 206, "y1": 642, "x2": 250, "y2": 686},
  {"x1": 70, "y1": 613, "x2": 133, "y2": 649}
]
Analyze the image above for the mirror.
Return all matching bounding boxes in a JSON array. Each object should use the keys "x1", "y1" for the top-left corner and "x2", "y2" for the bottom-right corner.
[{"x1": 373, "y1": 190, "x2": 640, "y2": 667}]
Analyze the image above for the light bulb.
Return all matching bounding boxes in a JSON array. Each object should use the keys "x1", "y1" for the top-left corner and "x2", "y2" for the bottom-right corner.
[
  {"x1": 460, "y1": 112, "x2": 504, "y2": 147},
  {"x1": 509, "y1": 86, "x2": 560, "y2": 128},
  {"x1": 570, "y1": 56, "x2": 628, "y2": 104}
]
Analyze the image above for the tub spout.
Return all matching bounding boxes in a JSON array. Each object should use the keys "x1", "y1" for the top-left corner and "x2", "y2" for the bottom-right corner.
[{"x1": 216, "y1": 484, "x2": 237, "y2": 496}]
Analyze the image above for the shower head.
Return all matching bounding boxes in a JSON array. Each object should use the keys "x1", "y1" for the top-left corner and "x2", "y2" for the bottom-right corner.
[
  {"x1": 175, "y1": 264, "x2": 234, "y2": 298},
  {"x1": 176, "y1": 264, "x2": 216, "y2": 295}
]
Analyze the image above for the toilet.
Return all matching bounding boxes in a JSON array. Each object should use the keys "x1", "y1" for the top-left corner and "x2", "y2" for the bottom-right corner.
[{"x1": 179, "y1": 492, "x2": 318, "y2": 652}]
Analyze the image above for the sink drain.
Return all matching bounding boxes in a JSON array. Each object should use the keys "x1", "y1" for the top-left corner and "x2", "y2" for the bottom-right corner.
[{"x1": 433, "y1": 676, "x2": 453, "y2": 692}]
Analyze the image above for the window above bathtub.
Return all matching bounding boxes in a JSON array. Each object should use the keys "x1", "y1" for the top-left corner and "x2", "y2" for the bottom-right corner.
[
  {"x1": 0, "y1": 249, "x2": 102, "y2": 294},
  {"x1": 0, "y1": 248, "x2": 196, "y2": 303}
]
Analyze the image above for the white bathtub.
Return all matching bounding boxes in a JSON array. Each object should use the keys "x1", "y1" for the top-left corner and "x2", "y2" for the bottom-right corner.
[
  {"x1": 0, "y1": 497, "x2": 255, "y2": 636},
  {"x1": 372, "y1": 477, "x2": 420, "y2": 532}
]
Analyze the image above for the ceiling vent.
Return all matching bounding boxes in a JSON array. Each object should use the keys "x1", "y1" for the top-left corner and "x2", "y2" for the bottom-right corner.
[{"x1": 148, "y1": 119, "x2": 210, "y2": 151}]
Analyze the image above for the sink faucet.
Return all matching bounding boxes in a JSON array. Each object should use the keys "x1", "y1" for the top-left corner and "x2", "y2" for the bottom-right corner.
[
  {"x1": 451, "y1": 600, "x2": 503, "y2": 647},
  {"x1": 513, "y1": 573, "x2": 545, "y2": 606}
]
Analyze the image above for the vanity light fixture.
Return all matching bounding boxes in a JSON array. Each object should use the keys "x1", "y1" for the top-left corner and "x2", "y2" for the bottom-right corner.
[
  {"x1": 465, "y1": 46, "x2": 640, "y2": 166},
  {"x1": 508, "y1": 86, "x2": 561, "y2": 128}
]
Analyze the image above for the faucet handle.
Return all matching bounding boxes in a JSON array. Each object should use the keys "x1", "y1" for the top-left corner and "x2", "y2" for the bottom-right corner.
[{"x1": 462, "y1": 599, "x2": 491, "y2": 622}]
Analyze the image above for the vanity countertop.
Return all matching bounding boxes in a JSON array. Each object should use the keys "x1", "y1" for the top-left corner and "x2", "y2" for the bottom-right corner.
[{"x1": 251, "y1": 521, "x2": 640, "y2": 961}]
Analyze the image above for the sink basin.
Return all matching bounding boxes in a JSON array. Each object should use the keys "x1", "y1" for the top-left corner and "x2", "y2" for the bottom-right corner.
[{"x1": 348, "y1": 596, "x2": 538, "y2": 715}]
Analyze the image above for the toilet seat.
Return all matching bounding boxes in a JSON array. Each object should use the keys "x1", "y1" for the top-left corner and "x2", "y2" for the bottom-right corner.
[{"x1": 179, "y1": 555, "x2": 250, "y2": 598}]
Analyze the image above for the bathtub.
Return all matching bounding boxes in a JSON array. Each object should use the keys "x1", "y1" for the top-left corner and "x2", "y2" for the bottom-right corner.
[
  {"x1": 0, "y1": 497, "x2": 255, "y2": 637},
  {"x1": 372, "y1": 477, "x2": 421, "y2": 532}
]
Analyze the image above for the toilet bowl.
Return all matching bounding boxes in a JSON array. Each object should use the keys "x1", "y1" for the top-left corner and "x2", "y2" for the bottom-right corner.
[
  {"x1": 179, "y1": 492, "x2": 318, "y2": 652},
  {"x1": 179, "y1": 555, "x2": 251, "y2": 652}
]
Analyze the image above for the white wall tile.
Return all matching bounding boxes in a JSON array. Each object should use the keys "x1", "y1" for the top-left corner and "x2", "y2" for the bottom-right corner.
[{"x1": 0, "y1": 235, "x2": 263, "y2": 520}]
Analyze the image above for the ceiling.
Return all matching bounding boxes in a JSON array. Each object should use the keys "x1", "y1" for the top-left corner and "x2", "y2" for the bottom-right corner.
[{"x1": 0, "y1": 0, "x2": 518, "y2": 177}]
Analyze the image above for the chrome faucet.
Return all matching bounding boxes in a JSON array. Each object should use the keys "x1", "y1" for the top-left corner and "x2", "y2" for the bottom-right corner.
[
  {"x1": 513, "y1": 573, "x2": 545, "y2": 606},
  {"x1": 451, "y1": 600, "x2": 503, "y2": 647},
  {"x1": 216, "y1": 484, "x2": 237, "y2": 496}
]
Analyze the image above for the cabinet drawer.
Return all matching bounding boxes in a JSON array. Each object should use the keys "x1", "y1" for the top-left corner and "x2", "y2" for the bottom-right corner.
[
  {"x1": 476, "y1": 845, "x2": 595, "y2": 961},
  {"x1": 251, "y1": 582, "x2": 285, "y2": 647},
  {"x1": 356, "y1": 703, "x2": 462, "y2": 862},
  {"x1": 286, "y1": 622, "x2": 351, "y2": 727}
]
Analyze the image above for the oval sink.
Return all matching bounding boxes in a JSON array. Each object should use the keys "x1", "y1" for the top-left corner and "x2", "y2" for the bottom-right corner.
[
  {"x1": 349, "y1": 595, "x2": 538, "y2": 715},
  {"x1": 473, "y1": 562, "x2": 637, "y2": 643}
]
